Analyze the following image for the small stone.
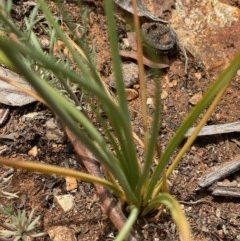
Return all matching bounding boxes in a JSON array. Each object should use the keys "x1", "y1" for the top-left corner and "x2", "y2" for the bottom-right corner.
[
  {"x1": 146, "y1": 97, "x2": 154, "y2": 108},
  {"x1": 28, "y1": 146, "x2": 38, "y2": 157},
  {"x1": 45, "y1": 118, "x2": 66, "y2": 143},
  {"x1": 54, "y1": 194, "x2": 74, "y2": 212},
  {"x1": 163, "y1": 104, "x2": 167, "y2": 111},
  {"x1": 215, "y1": 208, "x2": 221, "y2": 218},
  {"x1": 217, "y1": 229, "x2": 225, "y2": 239},
  {"x1": 40, "y1": 38, "x2": 50, "y2": 50},
  {"x1": 21, "y1": 111, "x2": 46, "y2": 122},
  {"x1": 168, "y1": 79, "x2": 178, "y2": 87},
  {"x1": 201, "y1": 226, "x2": 208, "y2": 232},
  {"x1": 65, "y1": 177, "x2": 78, "y2": 192},
  {"x1": 125, "y1": 88, "x2": 138, "y2": 101},
  {"x1": 189, "y1": 91, "x2": 202, "y2": 105},
  {"x1": 122, "y1": 38, "x2": 130, "y2": 48},
  {"x1": 48, "y1": 226, "x2": 77, "y2": 241},
  {"x1": 191, "y1": 146, "x2": 197, "y2": 151},
  {"x1": 194, "y1": 72, "x2": 202, "y2": 80},
  {"x1": 161, "y1": 90, "x2": 168, "y2": 99},
  {"x1": 109, "y1": 62, "x2": 139, "y2": 88}
]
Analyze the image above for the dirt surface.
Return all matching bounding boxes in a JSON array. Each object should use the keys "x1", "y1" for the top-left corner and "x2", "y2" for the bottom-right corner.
[{"x1": 0, "y1": 0, "x2": 240, "y2": 240}]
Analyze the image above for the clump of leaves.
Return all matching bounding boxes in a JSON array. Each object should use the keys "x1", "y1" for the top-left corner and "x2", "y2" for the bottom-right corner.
[
  {"x1": 0, "y1": 0, "x2": 240, "y2": 241},
  {"x1": 0, "y1": 209, "x2": 45, "y2": 241}
]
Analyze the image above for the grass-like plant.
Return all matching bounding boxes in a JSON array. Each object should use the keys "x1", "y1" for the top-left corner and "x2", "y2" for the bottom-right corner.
[
  {"x1": 0, "y1": 0, "x2": 240, "y2": 240},
  {"x1": 0, "y1": 208, "x2": 45, "y2": 241}
]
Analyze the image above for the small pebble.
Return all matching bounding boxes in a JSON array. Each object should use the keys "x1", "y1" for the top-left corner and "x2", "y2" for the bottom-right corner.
[
  {"x1": 48, "y1": 226, "x2": 77, "y2": 241},
  {"x1": 28, "y1": 146, "x2": 38, "y2": 157},
  {"x1": 125, "y1": 88, "x2": 138, "y2": 101},
  {"x1": 161, "y1": 90, "x2": 168, "y2": 99},
  {"x1": 45, "y1": 118, "x2": 66, "y2": 143},
  {"x1": 109, "y1": 62, "x2": 139, "y2": 88},
  {"x1": 54, "y1": 194, "x2": 74, "y2": 212},
  {"x1": 189, "y1": 91, "x2": 203, "y2": 105}
]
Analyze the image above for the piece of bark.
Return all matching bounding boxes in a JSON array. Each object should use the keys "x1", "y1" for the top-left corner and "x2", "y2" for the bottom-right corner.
[
  {"x1": 0, "y1": 66, "x2": 37, "y2": 106},
  {"x1": 114, "y1": 0, "x2": 168, "y2": 22},
  {"x1": 198, "y1": 156, "x2": 240, "y2": 188},
  {"x1": 185, "y1": 121, "x2": 240, "y2": 138},
  {"x1": 209, "y1": 182, "x2": 240, "y2": 198}
]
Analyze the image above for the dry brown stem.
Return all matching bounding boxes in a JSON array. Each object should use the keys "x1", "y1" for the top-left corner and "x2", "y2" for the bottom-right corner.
[{"x1": 64, "y1": 126, "x2": 139, "y2": 241}]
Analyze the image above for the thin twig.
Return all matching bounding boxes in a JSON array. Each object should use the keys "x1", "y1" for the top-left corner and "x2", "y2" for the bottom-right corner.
[{"x1": 179, "y1": 200, "x2": 212, "y2": 206}]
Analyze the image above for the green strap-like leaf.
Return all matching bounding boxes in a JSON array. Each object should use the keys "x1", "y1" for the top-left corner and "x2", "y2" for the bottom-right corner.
[
  {"x1": 142, "y1": 193, "x2": 191, "y2": 241},
  {"x1": 114, "y1": 206, "x2": 139, "y2": 241}
]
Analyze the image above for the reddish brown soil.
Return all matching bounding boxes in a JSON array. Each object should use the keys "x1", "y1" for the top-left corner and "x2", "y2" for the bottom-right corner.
[{"x1": 0, "y1": 1, "x2": 239, "y2": 241}]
